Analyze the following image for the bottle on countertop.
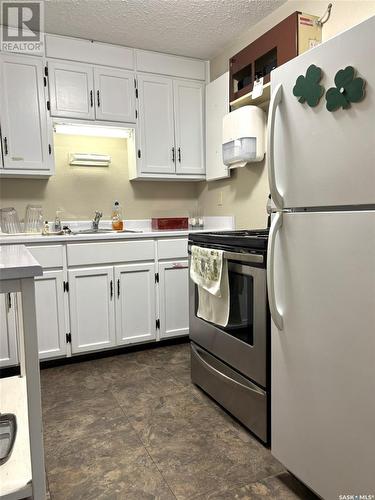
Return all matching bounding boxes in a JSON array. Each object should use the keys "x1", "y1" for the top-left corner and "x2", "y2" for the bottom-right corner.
[
  {"x1": 42, "y1": 220, "x2": 50, "y2": 235},
  {"x1": 111, "y1": 201, "x2": 123, "y2": 231},
  {"x1": 54, "y1": 210, "x2": 62, "y2": 232}
]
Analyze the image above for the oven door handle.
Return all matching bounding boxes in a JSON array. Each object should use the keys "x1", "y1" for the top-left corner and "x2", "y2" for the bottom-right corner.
[
  {"x1": 191, "y1": 343, "x2": 265, "y2": 396},
  {"x1": 267, "y1": 83, "x2": 284, "y2": 210},
  {"x1": 188, "y1": 248, "x2": 263, "y2": 265},
  {"x1": 267, "y1": 211, "x2": 284, "y2": 331}
]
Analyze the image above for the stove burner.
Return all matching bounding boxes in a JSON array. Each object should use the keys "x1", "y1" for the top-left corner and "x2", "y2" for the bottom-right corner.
[
  {"x1": 208, "y1": 229, "x2": 269, "y2": 238},
  {"x1": 189, "y1": 228, "x2": 269, "y2": 251}
]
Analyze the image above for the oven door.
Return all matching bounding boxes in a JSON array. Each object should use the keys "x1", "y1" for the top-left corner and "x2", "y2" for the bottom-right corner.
[{"x1": 189, "y1": 249, "x2": 268, "y2": 387}]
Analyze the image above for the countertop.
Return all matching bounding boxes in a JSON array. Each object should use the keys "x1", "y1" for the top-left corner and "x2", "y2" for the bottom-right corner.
[
  {"x1": 0, "y1": 216, "x2": 234, "y2": 245},
  {"x1": 0, "y1": 245, "x2": 43, "y2": 280}
]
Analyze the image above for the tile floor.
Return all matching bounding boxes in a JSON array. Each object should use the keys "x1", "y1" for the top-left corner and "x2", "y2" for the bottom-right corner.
[{"x1": 41, "y1": 342, "x2": 318, "y2": 499}]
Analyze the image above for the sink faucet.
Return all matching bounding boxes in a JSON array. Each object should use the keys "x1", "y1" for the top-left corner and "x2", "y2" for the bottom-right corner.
[{"x1": 92, "y1": 211, "x2": 103, "y2": 231}]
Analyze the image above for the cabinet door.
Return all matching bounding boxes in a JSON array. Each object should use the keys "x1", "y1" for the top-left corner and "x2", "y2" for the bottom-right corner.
[
  {"x1": 0, "y1": 54, "x2": 50, "y2": 171},
  {"x1": 48, "y1": 60, "x2": 95, "y2": 119},
  {"x1": 137, "y1": 74, "x2": 175, "y2": 174},
  {"x1": 94, "y1": 67, "x2": 135, "y2": 122},
  {"x1": 0, "y1": 293, "x2": 19, "y2": 367},
  {"x1": 69, "y1": 267, "x2": 115, "y2": 353},
  {"x1": 173, "y1": 79, "x2": 205, "y2": 175},
  {"x1": 115, "y1": 263, "x2": 156, "y2": 345},
  {"x1": 159, "y1": 260, "x2": 189, "y2": 339},
  {"x1": 34, "y1": 270, "x2": 67, "y2": 360}
]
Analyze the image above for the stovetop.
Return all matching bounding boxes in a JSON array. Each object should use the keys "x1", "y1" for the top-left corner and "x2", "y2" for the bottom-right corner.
[{"x1": 189, "y1": 228, "x2": 269, "y2": 251}]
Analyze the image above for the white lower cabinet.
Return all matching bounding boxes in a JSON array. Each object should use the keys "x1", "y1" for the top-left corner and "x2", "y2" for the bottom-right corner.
[
  {"x1": 69, "y1": 266, "x2": 116, "y2": 354},
  {"x1": 34, "y1": 270, "x2": 67, "y2": 360},
  {"x1": 0, "y1": 238, "x2": 191, "y2": 361},
  {"x1": 115, "y1": 263, "x2": 156, "y2": 345},
  {"x1": 0, "y1": 293, "x2": 19, "y2": 367},
  {"x1": 158, "y1": 260, "x2": 189, "y2": 339}
]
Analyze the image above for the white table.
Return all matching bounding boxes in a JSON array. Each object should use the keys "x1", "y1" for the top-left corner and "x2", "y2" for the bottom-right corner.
[{"x1": 0, "y1": 245, "x2": 46, "y2": 500}]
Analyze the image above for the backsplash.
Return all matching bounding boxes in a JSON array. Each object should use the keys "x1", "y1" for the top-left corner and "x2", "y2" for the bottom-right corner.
[{"x1": 0, "y1": 133, "x2": 199, "y2": 221}]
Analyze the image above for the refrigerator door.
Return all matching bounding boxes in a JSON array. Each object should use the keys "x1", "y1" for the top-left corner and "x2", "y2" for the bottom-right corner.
[
  {"x1": 269, "y1": 210, "x2": 375, "y2": 499},
  {"x1": 269, "y1": 16, "x2": 375, "y2": 209}
]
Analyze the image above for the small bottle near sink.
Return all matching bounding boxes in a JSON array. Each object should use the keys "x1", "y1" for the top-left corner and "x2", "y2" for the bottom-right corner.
[{"x1": 111, "y1": 201, "x2": 123, "y2": 231}]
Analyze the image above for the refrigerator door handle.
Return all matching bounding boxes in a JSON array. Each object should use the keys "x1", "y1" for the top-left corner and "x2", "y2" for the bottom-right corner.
[
  {"x1": 267, "y1": 83, "x2": 284, "y2": 210},
  {"x1": 267, "y1": 211, "x2": 284, "y2": 331}
]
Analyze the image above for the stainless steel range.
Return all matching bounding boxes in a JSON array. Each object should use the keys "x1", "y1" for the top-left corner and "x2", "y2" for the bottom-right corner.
[{"x1": 188, "y1": 229, "x2": 270, "y2": 444}]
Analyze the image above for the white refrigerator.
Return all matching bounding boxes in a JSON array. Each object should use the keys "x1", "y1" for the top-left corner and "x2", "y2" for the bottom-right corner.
[{"x1": 267, "y1": 16, "x2": 375, "y2": 500}]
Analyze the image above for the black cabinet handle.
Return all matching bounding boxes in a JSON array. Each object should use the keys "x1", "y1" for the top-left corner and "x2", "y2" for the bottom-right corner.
[
  {"x1": 97, "y1": 90, "x2": 100, "y2": 107},
  {"x1": 7, "y1": 293, "x2": 11, "y2": 310},
  {"x1": 178, "y1": 147, "x2": 181, "y2": 163},
  {"x1": 3, "y1": 137, "x2": 8, "y2": 155},
  {"x1": 110, "y1": 280, "x2": 113, "y2": 299},
  {"x1": 90, "y1": 90, "x2": 93, "y2": 107},
  {"x1": 172, "y1": 147, "x2": 175, "y2": 162},
  {"x1": 117, "y1": 279, "x2": 120, "y2": 298}
]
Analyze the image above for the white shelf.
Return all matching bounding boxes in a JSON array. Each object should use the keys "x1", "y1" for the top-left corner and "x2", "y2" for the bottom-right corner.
[
  {"x1": 0, "y1": 376, "x2": 32, "y2": 500},
  {"x1": 230, "y1": 81, "x2": 271, "y2": 110}
]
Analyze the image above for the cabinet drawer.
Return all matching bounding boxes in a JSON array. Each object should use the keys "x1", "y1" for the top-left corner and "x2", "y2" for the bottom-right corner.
[
  {"x1": 191, "y1": 343, "x2": 268, "y2": 443},
  {"x1": 67, "y1": 240, "x2": 155, "y2": 266},
  {"x1": 158, "y1": 238, "x2": 188, "y2": 259},
  {"x1": 27, "y1": 245, "x2": 64, "y2": 268}
]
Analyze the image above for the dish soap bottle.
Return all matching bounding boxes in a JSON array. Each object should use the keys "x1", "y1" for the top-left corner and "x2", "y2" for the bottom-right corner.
[{"x1": 112, "y1": 201, "x2": 123, "y2": 231}]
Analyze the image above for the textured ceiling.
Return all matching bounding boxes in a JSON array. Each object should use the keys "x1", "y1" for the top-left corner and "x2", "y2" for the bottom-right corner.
[{"x1": 43, "y1": 0, "x2": 286, "y2": 59}]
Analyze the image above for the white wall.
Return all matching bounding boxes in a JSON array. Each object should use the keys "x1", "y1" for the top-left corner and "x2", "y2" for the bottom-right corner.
[
  {"x1": 198, "y1": 0, "x2": 375, "y2": 229},
  {"x1": 0, "y1": 133, "x2": 198, "y2": 221}
]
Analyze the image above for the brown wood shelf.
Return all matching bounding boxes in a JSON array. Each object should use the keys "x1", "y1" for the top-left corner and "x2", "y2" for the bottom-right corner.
[{"x1": 229, "y1": 11, "x2": 322, "y2": 105}]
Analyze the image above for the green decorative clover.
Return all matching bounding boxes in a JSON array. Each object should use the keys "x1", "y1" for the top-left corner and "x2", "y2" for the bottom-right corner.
[
  {"x1": 325, "y1": 66, "x2": 366, "y2": 111},
  {"x1": 293, "y1": 64, "x2": 324, "y2": 107}
]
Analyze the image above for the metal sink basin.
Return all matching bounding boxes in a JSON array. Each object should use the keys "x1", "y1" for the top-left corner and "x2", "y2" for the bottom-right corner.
[
  {"x1": 72, "y1": 229, "x2": 142, "y2": 235},
  {"x1": 72, "y1": 229, "x2": 113, "y2": 234}
]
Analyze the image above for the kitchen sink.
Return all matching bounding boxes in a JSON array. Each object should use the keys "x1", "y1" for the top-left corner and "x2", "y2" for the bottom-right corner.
[{"x1": 72, "y1": 229, "x2": 142, "y2": 235}]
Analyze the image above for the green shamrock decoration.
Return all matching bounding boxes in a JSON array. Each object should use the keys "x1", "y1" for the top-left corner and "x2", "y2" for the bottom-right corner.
[
  {"x1": 293, "y1": 64, "x2": 324, "y2": 107},
  {"x1": 325, "y1": 66, "x2": 366, "y2": 111}
]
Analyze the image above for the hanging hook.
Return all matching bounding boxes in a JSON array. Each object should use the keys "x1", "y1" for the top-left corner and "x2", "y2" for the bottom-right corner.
[{"x1": 316, "y1": 3, "x2": 333, "y2": 26}]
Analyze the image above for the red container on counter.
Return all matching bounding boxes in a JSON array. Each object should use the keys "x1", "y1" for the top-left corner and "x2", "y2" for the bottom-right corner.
[{"x1": 151, "y1": 217, "x2": 189, "y2": 230}]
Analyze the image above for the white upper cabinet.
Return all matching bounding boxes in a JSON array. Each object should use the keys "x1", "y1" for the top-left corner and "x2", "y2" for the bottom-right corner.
[
  {"x1": 0, "y1": 54, "x2": 52, "y2": 174},
  {"x1": 174, "y1": 80, "x2": 204, "y2": 175},
  {"x1": 137, "y1": 73, "x2": 176, "y2": 174},
  {"x1": 48, "y1": 60, "x2": 95, "y2": 119},
  {"x1": 48, "y1": 60, "x2": 136, "y2": 123},
  {"x1": 133, "y1": 74, "x2": 205, "y2": 180},
  {"x1": 205, "y1": 72, "x2": 230, "y2": 181},
  {"x1": 94, "y1": 67, "x2": 135, "y2": 123},
  {"x1": 115, "y1": 263, "x2": 156, "y2": 345},
  {"x1": 135, "y1": 50, "x2": 206, "y2": 80},
  {"x1": 45, "y1": 35, "x2": 135, "y2": 70}
]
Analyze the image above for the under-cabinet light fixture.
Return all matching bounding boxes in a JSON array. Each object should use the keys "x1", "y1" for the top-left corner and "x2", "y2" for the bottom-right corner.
[
  {"x1": 54, "y1": 123, "x2": 130, "y2": 138},
  {"x1": 69, "y1": 153, "x2": 111, "y2": 167}
]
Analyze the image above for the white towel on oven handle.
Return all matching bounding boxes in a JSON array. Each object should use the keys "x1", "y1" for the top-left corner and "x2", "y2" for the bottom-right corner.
[
  {"x1": 190, "y1": 245, "x2": 224, "y2": 296},
  {"x1": 190, "y1": 245, "x2": 230, "y2": 327}
]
